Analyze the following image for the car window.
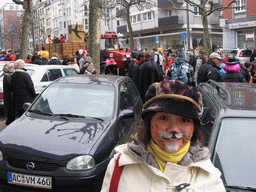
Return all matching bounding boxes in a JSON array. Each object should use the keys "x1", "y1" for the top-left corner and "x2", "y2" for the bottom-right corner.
[
  {"x1": 212, "y1": 118, "x2": 256, "y2": 189},
  {"x1": 30, "y1": 83, "x2": 115, "y2": 118},
  {"x1": 199, "y1": 90, "x2": 216, "y2": 145},
  {"x1": 63, "y1": 68, "x2": 78, "y2": 75},
  {"x1": 41, "y1": 69, "x2": 62, "y2": 82},
  {"x1": 120, "y1": 82, "x2": 132, "y2": 110},
  {"x1": 241, "y1": 50, "x2": 252, "y2": 57},
  {"x1": 126, "y1": 80, "x2": 140, "y2": 104}
]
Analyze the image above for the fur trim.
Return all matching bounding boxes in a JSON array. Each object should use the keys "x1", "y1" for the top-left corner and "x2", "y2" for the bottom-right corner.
[{"x1": 127, "y1": 142, "x2": 210, "y2": 168}]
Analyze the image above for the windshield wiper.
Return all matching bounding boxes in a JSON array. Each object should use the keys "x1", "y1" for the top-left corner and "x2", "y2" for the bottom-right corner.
[
  {"x1": 53, "y1": 114, "x2": 86, "y2": 118},
  {"x1": 225, "y1": 185, "x2": 256, "y2": 191},
  {"x1": 28, "y1": 110, "x2": 53, "y2": 116},
  {"x1": 53, "y1": 114, "x2": 104, "y2": 121}
]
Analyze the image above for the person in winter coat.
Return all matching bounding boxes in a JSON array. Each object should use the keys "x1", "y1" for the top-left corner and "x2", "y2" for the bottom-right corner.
[
  {"x1": 139, "y1": 51, "x2": 164, "y2": 102},
  {"x1": 220, "y1": 61, "x2": 246, "y2": 82},
  {"x1": 4, "y1": 54, "x2": 12, "y2": 61},
  {"x1": 48, "y1": 53, "x2": 62, "y2": 65},
  {"x1": 197, "y1": 52, "x2": 222, "y2": 85},
  {"x1": 10, "y1": 52, "x2": 16, "y2": 61},
  {"x1": 240, "y1": 61, "x2": 252, "y2": 83},
  {"x1": 41, "y1": 47, "x2": 49, "y2": 60},
  {"x1": 101, "y1": 80, "x2": 225, "y2": 192},
  {"x1": 250, "y1": 48, "x2": 256, "y2": 62},
  {"x1": 11, "y1": 59, "x2": 36, "y2": 117},
  {"x1": 3, "y1": 63, "x2": 15, "y2": 125},
  {"x1": 128, "y1": 51, "x2": 146, "y2": 90},
  {"x1": 68, "y1": 56, "x2": 80, "y2": 73},
  {"x1": 166, "y1": 49, "x2": 195, "y2": 87}
]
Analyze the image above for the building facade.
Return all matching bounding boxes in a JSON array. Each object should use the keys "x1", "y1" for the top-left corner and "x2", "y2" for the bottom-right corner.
[
  {"x1": 0, "y1": 3, "x2": 23, "y2": 52},
  {"x1": 222, "y1": 0, "x2": 256, "y2": 49},
  {"x1": 116, "y1": 0, "x2": 223, "y2": 52}
]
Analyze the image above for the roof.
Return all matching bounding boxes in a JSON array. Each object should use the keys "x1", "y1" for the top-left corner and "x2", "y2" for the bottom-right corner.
[{"x1": 199, "y1": 80, "x2": 256, "y2": 111}]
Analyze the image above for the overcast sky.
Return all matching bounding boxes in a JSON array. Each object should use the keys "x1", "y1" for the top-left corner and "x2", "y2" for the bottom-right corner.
[{"x1": 0, "y1": 0, "x2": 15, "y2": 8}]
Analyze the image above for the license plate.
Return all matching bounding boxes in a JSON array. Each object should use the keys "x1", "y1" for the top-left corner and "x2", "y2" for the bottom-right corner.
[{"x1": 8, "y1": 172, "x2": 52, "y2": 189}]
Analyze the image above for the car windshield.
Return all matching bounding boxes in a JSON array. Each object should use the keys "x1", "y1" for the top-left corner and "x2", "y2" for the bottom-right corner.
[
  {"x1": 29, "y1": 83, "x2": 115, "y2": 119},
  {"x1": 212, "y1": 118, "x2": 256, "y2": 189}
]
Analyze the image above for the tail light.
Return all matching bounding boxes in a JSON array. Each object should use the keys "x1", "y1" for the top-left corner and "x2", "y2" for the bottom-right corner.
[
  {"x1": 239, "y1": 51, "x2": 242, "y2": 57},
  {"x1": 0, "y1": 93, "x2": 3, "y2": 99}
]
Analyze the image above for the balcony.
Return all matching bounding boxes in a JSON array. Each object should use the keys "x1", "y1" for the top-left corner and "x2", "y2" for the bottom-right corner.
[
  {"x1": 158, "y1": 0, "x2": 183, "y2": 7},
  {"x1": 158, "y1": 15, "x2": 183, "y2": 27}
]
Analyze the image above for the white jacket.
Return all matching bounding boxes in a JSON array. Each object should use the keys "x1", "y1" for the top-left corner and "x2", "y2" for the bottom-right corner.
[{"x1": 101, "y1": 143, "x2": 225, "y2": 192}]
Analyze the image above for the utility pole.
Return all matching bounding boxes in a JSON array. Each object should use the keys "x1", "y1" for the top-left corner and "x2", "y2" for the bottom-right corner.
[{"x1": 186, "y1": 2, "x2": 190, "y2": 51}]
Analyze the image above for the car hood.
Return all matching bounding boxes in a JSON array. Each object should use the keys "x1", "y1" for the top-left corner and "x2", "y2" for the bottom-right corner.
[{"x1": 0, "y1": 116, "x2": 110, "y2": 161}]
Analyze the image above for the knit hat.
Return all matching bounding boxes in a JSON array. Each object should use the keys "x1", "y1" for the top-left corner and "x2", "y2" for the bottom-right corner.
[
  {"x1": 177, "y1": 49, "x2": 185, "y2": 59},
  {"x1": 142, "y1": 80, "x2": 203, "y2": 124}
]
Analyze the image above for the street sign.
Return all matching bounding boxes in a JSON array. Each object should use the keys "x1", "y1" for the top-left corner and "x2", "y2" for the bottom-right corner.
[
  {"x1": 182, "y1": 32, "x2": 186, "y2": 41},
  {"x1": 156, "y1": 36, "x2": 159, "y2": 43}
]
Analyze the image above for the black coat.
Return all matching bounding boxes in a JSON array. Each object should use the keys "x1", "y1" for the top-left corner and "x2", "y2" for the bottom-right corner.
[
  {"x1": 3, "y1": 72, "x2": 14, "y2": 116},
  {"x1": 197, "y1": 59, "x2": 221, "y2": 85},
  {"x1": 139, "y1": 60, "x2": 164, "y2": 102},
  {"x1": 48, "y1": 58, "x2": 62, "y2": 65},
  {"x1": 220, "y1": 72, "x2": 246, "y2": 83},
  {"x1": 11, "y1": 70, "x2": 36, "y2": 112}
]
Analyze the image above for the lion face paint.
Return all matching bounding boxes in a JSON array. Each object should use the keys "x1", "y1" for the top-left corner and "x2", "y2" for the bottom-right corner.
[{"x1": 150, "y1": 112, "x2": 194, "y2": 153}]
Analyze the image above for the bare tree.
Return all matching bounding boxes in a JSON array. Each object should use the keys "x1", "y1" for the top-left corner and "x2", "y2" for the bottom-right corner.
[
  {"x1": 12, "y1": 0, "x2": 33, "y2": 60},
  {"x1": 169, "y1": 0, "x2": 237, "y2": 56},
  {"x1": 3, "y1": 17, "x2": 22, "y2": 51},
  {"x1": 89, "y1": 0, "x2": 102, "y2": 73},
  {"x1": 104, "y1": 0, "x2": 155, "y2": 49}
]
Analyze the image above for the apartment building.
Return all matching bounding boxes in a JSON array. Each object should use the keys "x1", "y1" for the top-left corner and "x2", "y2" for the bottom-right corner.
[
  {"x1": 222, "y1": 0, "x2": 256, "y2": 49},
  {"x1": 0, "y1": 3, "x2": 23, "y2": 52},
  {"x1": 117, "y1": 0, "x2": 223, "y2": 51}
]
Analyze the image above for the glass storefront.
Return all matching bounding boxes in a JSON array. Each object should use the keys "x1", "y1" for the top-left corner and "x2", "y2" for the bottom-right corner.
[{"x1": 237, "y1": 30, "x2": 256, "y2": 49}]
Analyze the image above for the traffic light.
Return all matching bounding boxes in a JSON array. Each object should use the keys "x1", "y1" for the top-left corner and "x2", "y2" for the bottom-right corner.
[{"x1": 126, "y1": 38, "x2": 129, "y2": 44}]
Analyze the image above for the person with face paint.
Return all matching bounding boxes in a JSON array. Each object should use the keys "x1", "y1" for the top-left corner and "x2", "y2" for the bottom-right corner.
[{"x1": 101, "y1": 80, "x2": 225, "y2": 192}]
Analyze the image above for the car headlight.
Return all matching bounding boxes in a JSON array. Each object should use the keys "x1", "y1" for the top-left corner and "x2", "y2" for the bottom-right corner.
[
  {"x1": 0, "y1": 151, "x2": 3, "y2": 161},
  {"x1": 66, "y1": 155, "x2": 95, "y2": 170}
]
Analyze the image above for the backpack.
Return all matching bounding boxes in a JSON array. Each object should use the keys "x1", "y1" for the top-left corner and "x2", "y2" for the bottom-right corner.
[{"x1": 171, "y1": 62, "x2": 188, "y2": 83}]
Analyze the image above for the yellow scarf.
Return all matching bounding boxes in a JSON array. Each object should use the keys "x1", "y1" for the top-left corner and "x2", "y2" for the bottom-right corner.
[{"x1": 147, "y1": 140, "x2": 190, "y2": 172}]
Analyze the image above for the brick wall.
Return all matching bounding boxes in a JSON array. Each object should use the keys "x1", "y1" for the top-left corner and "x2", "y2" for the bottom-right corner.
[
  {"x1": 247, "y1": 0, "x2": 256, "y2": 17},
  {"x1": 222, "y1": 0, "x2": 233, "y2": 20},
  {"x1": 2, "y1": 10, "x2": 23, "y2": 52}
]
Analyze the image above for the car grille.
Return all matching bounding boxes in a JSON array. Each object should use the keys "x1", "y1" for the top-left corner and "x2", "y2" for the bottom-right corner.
[{"x1": 7, "y1": 158, "x2": 59, "y2": 171}]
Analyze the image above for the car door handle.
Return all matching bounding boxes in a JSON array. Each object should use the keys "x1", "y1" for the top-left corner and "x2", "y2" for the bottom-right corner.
[{"x1": 42, "y1": 85, "x2": 47, "y2": 88}]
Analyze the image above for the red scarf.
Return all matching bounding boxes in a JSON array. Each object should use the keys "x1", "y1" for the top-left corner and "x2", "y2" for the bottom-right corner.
[{"x1": 135, "y1": 60, "x2": 142, "y2": 65}]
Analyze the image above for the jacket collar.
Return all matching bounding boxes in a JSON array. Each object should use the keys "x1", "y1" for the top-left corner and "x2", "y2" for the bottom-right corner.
[{"x1": 115, "y1": 141, "x2": 213, "y2": 173}]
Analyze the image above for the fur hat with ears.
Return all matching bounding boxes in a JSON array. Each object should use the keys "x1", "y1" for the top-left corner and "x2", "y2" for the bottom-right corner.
[{"x1": 142, "y1": 80, "x2": 203, "y2": 124}]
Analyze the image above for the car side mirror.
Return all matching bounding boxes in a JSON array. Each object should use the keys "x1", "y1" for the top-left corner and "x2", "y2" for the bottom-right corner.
[
  {"x1": 118, "y1": 109, "x2": 135, "y2": 119},
  {"x1": 23, "y1": 102, "x2": 32, "y2": 111}
]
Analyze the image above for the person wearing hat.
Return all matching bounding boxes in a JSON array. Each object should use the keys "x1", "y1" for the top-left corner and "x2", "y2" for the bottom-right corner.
[
  {"x1": 220, "y1": 60, "x2": 246, "y2": 82},
  {"x1": 11, "y1": 59, "x2": 36, "y2": 117},
  {"x1": 197, "y1": 52, "x2": 222, "y2": 85},
  {"x1": 48, "y1": 53, "x2": 62, "y2": 65},
  {"x1": 3, "y1": 63, "x2": 15, "y2": 125},
  {"x1": 101, "y1": 80, "x2": 225, "y2": 192}
]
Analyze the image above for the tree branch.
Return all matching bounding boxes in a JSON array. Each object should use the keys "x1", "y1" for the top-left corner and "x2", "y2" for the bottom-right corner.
[{"x1": 12, "y1": 0, "x2": 24, "y2": 5}]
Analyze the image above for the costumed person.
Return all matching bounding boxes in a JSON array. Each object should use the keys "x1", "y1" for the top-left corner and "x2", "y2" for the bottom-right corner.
[
  {"x1": 220, "y1": 60, "x2": 246, "y2": 83},
  {"x1": 101, "y1": 80, "x2": 225, "y2": 192},
  {"x1": 3, "y1": 63, "x2": 15, "y2": 125}
]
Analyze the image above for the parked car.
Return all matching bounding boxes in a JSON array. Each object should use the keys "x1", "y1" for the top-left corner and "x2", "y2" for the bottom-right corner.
[
  {"x1": 0, "y1": 74, "x2": 143, "y2": 191},
  {"x1": 0, "y1": 62, "x2": 79, "y2": 108},
  {"x1": 223, "y1": 48, "x2": 252, "y2": 64},
  {"x1": 197, "y1": 80, "x2": 256, "y2": 191}
]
